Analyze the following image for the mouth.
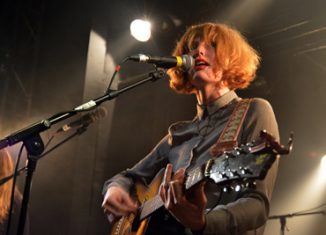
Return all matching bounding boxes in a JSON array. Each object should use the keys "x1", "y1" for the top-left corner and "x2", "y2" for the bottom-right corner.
[{"x1": 194, "y1": 58, "x2": 209, "y2": 70}]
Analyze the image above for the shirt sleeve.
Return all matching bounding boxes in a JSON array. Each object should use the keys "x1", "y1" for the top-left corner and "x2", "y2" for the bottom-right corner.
[
  {"x1": 102, "y1": 135, "x2": 171, "y2": 195},
  {"x1": 202, "y1": 98, "x2": 280, "y2": 235}
]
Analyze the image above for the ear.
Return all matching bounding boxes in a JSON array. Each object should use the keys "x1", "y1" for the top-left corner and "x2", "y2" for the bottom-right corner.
[
  {"x1": 219, "y1": 79, "x2": 229, "y2": 89},
  {"x1": 215, "y1": 70, "x2": 223, "y2": 80},
  {"x1": 218, "y1": 73, "x2": 230, "y2": 89}
]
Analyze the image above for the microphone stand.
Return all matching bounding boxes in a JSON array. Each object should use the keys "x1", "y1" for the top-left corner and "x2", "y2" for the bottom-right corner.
[
  {"x1": 269, "y1": 210, "x2": 326, "y2": 235},
  {"x1": 0, "y1": 68, "x2": 165, "y2": 235}
]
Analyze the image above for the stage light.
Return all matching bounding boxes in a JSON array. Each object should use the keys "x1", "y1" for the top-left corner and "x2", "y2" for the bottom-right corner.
[
  {"x1": 321, "y1": 155, "x2": 326, "y2": 170},
  {"x1": 130, "y1": 19, "x2": 151, "y2": 42},
  {"x1": 320, "y1": 155, "x2": 326, "y2": 177}
]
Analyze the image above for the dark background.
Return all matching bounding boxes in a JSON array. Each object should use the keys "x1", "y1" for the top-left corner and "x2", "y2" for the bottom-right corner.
[{"x1": 1, "y1": 0, "x2": 326, "y2": 234}]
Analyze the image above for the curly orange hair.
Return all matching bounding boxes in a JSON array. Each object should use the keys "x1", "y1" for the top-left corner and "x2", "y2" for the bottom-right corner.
[
  {"x1": 167, "y1": 22, "x2": 261, "y2": 94},
  {"x1": 0, "y1": 149, "x2": 14, "y2": 223}
]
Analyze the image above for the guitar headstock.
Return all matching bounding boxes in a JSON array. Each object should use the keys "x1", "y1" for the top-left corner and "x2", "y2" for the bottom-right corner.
[
  {"x1": 259, "y1": 130, "x2": 294, "y2": 155},
  {"x1": 206, "y1": 151, "x2": 275, "y2": 188},
  {"x1": 205, "y1": 131, "x2": 293, "y2": 189}
]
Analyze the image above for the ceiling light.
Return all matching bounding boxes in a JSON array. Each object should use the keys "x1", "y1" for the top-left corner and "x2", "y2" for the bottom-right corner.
[{"x1": 130, "y1": 19, "x2": 151, "y2": 42}]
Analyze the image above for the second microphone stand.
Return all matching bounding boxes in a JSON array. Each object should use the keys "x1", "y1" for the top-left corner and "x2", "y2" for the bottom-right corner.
[{"x1": 269, "y1": 210, "x2": 326, "y2": 235}]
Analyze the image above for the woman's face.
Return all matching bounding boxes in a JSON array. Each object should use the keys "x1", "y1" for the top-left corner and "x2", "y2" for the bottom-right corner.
[{"x1": 187, "y1": 39, "x2": 223, "y2": 89}]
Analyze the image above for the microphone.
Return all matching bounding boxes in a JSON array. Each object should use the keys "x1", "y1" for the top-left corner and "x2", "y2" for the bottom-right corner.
[
  {"x1": 57, "y1": 107, "x2": 107, "y2": 133},
  {"x1": 128, "y1": 54, "x2": 194, "y2": 71}
]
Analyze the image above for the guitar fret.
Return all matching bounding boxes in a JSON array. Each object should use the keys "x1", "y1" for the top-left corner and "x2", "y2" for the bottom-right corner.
[
  {"x1": 141, "y1": 166, "x2": 205, "y2": 220},
  {"x1": 185, "y1": 167, "x2": 204, "y2": 190},
  {"x1": 140, "y1": 167, "x2": 205, "y2": 220}
]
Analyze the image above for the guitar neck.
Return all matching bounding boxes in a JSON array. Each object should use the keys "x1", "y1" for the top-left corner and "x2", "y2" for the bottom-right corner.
[{"x1": 139, "y1": 165, "x2": 206, "y2": 220}]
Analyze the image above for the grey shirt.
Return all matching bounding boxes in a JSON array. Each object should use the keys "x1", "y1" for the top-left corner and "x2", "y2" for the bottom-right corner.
[{"x1": 103, "y1": 90, "x2": 279, "y2": 235}]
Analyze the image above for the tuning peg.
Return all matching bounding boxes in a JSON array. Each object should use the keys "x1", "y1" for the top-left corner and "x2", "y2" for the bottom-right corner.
[
  {"x1": 223, "y1": 186, "x2": 233, "y2": 193},
  {"x1": 223, "y1": 184, "x2": 243, "y2": 193},
  {"x1": 239, "y1": 167, "x2": 252, "y2": 175},
  {"x1": 225, "y1": 148, "x2": 242, "y2": 158},
  {"x1": 247, "y1": 140, "x2": 255, "y2": 146},
  {"x1": 229, "y1": 170, "x2": 240, "y2": 178},
  {"x1": 223, "y1": 152, "x2": 230, "y2": 159},
  {"x1": 234, "y1": 184, "x2": 242, "y2": 192},
  {"x1": 232, "y1": 149, "x2": 241, "y2": 156},
  {"x1": 218, "y1": 172, "x2": 229, "y2": 179},
  {"x1": 245, "y1": 181, "x2": 257, "y2": 189},
  {"x1": 239, "y1": 143, "x2": 252, "y2": 153}
]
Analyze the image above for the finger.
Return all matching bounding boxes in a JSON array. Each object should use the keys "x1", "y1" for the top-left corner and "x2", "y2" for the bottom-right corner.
[
  {"x1": 159, "y1": 183, "x2": 167, "y2": 202},
  {"x1": 165, "y1": 185, "x2": 174, "y2": 209},
  {"x1": 173, "y1": 168, "x2": 186, "y2": 183},
  {"x1": 122, "y1": 194, "x2": 138, "y2": 212},
  {"x1": 169, "y1": 180, "x2": 184, "y2": 204},
  {"x1": 192, "y1": 182, "x2": 207, "y2": 209},
  {"x1": 104, "y1": 197, "x2": 136, "y2": 216},
  {"x1": 163, "y1": 164, "x2": 173, "y2": 186},
  {"x1": 102, "y1": 186, "x2": 137, "y2": 210},
  {"x1": 103, "y1": 203, "x2": 126, "y2": 217},
  {"x1": 160, "y1": 164, "x2": 173, "y2": 203},
  {"x1": 107, "y1": 213, "x2": 117, "y2": 224},
  {"x1": 114, "y1": 190, "x2": 138, "y2": 212}
]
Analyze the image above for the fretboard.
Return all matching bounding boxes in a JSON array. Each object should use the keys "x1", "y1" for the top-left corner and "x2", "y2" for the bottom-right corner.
[{"x1": 139, "y1": 164, "x2": 206, "y2": 220}]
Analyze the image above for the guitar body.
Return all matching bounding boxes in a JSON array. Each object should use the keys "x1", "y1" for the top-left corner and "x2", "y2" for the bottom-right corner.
[{"x1": 110, "y1": 169, "x2": 164, "y2": 235}]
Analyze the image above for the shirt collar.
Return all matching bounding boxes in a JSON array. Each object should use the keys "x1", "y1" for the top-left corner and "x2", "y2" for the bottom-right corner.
[{"x1": 196, "y1": 90, "x2": 239, "y2": 120}]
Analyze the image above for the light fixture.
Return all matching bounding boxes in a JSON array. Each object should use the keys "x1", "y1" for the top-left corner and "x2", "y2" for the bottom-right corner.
[{"x1": 130, "y1": 19, "x2": 151, "y2": 42}]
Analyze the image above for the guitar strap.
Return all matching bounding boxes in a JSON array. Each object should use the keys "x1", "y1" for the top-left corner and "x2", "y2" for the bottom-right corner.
[{"x1": 210, "y1": 98, "x2": 252, "y2": 156}]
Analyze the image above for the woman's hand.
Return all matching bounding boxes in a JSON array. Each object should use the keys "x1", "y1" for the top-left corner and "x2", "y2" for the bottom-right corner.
[
  {"x1": 102, "y1": 185, "x2": 137, "y2": 223},
  {"x1": 159, "y1": 164, "x2": 207, "y2": 231}
]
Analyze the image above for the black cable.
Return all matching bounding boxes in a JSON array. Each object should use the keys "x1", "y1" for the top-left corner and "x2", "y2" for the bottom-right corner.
[
  {"x1": 0, "y1": 166, "x2": 26, "y2": 186},
  {"x1": 105, "y1": 57, "x2": 128, "y2": 94},
  {"x1": 38, "y1": 126, "x2": 87, "y2": 161},
  {"x1": 3, "y1": 120, "x2": 86, "y2": 235},
  {"x1": 43, "y1": 135, "x2": 54, "y2": 151}
]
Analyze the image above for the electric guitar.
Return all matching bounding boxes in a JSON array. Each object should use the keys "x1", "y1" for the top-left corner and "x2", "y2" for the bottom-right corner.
[{"x1": 109, "y1": 131, "x2": 293, "y2": 235}]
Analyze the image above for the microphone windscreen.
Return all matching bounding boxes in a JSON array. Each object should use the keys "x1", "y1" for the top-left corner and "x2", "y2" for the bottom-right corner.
[{"x1": 181, "y1": 55, "x2": 195, "y2": 71}]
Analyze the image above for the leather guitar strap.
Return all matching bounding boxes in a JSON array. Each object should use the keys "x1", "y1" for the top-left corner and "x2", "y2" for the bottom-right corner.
[{"x1": 210, "y1": 98, "x2": 252, "y2": 156}]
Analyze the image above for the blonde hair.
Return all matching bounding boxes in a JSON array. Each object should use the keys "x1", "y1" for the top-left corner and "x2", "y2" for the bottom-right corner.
[
  {"x1": 0, "y1": 149, "x2": 14, "y2": 223},
  {"x1": 168, "y1": 22, "x2": 261, "y2": 94}
]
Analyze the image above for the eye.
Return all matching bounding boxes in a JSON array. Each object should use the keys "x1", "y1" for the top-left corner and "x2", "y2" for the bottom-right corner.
[
  {"x1": 189, "y1": 40, "x2": 199, "y2": 51},
  {"x1": 182, "y1": 45, "x2": 189, "y2": 54},
  {"x1": 210, "y1": 41, "x2": 217, "y2": 48}
]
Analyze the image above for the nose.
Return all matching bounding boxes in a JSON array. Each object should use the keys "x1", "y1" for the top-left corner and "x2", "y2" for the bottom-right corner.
[{"x1": 193, "y1": 42, "x2": 206, "y2": 58}]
